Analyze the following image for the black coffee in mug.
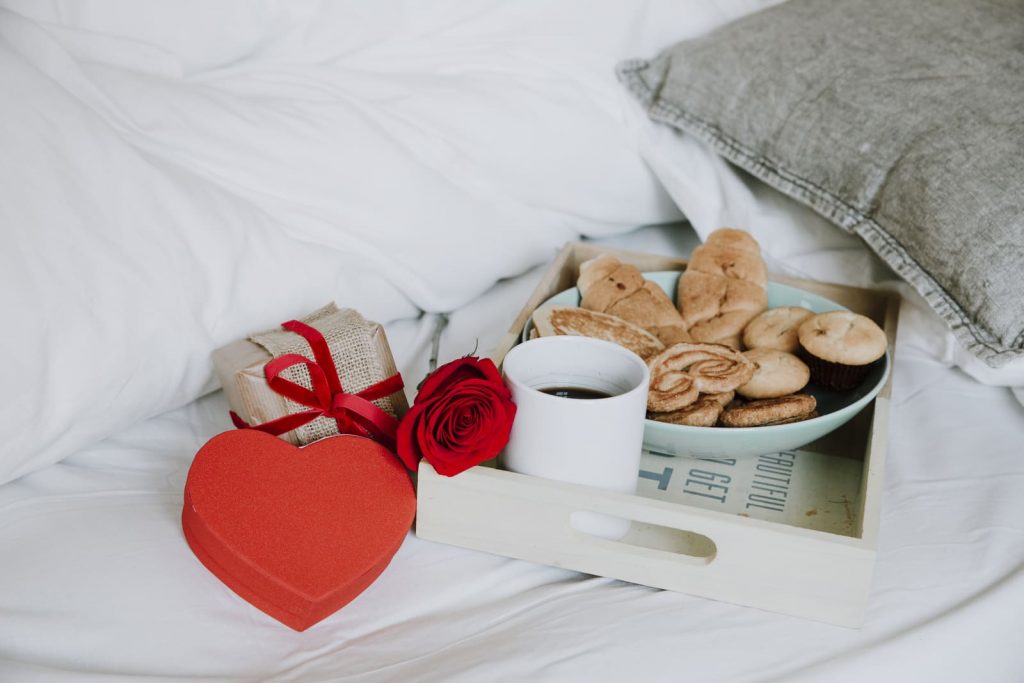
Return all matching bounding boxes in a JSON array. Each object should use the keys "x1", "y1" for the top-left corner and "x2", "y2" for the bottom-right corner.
[{"x1": 539, "y1": 386, "x2": 612, "y2": 400}]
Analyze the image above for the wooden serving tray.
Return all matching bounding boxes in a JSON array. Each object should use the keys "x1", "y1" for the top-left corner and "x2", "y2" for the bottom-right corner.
[{"x1": 416, "y1": 242, "x2": 899, "y2": 627}]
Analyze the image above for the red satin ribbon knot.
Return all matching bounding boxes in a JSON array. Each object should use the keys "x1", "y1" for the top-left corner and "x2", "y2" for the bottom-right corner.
[{"x1": 230, "y1": 319, "x2": 404, "y2": 450}]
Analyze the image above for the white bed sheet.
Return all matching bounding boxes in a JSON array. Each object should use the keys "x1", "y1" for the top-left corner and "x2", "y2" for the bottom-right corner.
[
  {"x1": 0, "y1": 0, "x2": 787, "y2": 485},
  {"x1": 2, "y1": 223, "x2": 1022, "y2": 683}
]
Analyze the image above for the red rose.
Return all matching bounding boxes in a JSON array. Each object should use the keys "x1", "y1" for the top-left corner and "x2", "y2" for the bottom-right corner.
[{"x1": 396, "y1": 357, "x2": 516, "y2": 476}]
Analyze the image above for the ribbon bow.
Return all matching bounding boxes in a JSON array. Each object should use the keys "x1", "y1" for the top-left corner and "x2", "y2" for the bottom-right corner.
[{"x1": 230, "y1": 320, "x2": 404, "y2": 450}]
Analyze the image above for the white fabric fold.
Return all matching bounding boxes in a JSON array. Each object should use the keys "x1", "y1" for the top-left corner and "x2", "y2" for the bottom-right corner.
[{"x1": 1, "y1": 225, "x2": 1021, "y2": 682}]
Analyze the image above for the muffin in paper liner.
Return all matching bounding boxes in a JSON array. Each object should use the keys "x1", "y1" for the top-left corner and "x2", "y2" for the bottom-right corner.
[
  {"x1": 798, "y1": 348, "x2": 876, "y2": 391},
  {"x1": 797, "y1": 310, "x2": 887, "y2": 391}
]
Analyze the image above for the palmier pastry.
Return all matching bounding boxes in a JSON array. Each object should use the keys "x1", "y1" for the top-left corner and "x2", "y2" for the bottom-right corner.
[
  {"x1": 678, "y1": 228, "x2": 768, "y2": 348},
  {"x1": 648, "y1": 391, "x2": 734, "y2": 427},
  {"x1": 578, "y1": 255, "x2": 692, "y2": 346},
  {"x1": 646, "y1": 343, "x2": 755, "y2": 412},
  {"x1": 704, "y1": 391, "x2": 736, "y2": 408},
  {"x1": 531, "y1": 304, "x2": 665, "y2": 360}
]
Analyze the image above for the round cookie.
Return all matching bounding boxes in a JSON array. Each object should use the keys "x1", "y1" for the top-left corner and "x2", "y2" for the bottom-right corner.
[
  {"x1": 742, "y1": 306, "x2": 814, "y2": 353},
  {"x1": 719, "y1": 394, "x2": 818, "y2": 428},
  {"x1": 798, "y1": 311, "x2": 887, "y2": 390},
  {"x1": 736, "y1": 349, "x2": 810, "y2": 399}
]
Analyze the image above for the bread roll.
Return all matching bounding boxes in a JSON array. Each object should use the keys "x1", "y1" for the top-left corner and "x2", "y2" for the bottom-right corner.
[
  {"x1": 578, "y1": 255, "x2": 691, "y2": 346},
  {"x1": 678, "y1": 228, "x2": 768, "y2": 348}
]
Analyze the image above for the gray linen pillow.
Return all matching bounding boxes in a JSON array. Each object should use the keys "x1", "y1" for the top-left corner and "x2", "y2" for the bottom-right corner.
[{"x1": 619, "y1": 0, "x2": 1024, "y2": 367}]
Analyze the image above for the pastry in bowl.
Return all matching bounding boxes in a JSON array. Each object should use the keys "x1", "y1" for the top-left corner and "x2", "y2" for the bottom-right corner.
[
  {"x1": 520, "y1": 268, "x2": 890, "y2": 459},
  {"x1": 798, "y1": 311, "x2": 888, "y2": 390},
  {"x1": 678, "y1": 228, "x2": 768, "y2": 348},
  {"x1": 743, "y1": 306, "x2": 815, "y2": 353},
  {"x1": 736, "y1": 348, "x2": 810, "y2": 399},
  {"x1": 531, "y1": 304, "x2": 665, "y2": 361},
  {"x1": 577, "y1": 255, "x2": 692, "y2": 346},
  {"x1": 646, "y1": 342, "x2": 755, "y2": 412}
]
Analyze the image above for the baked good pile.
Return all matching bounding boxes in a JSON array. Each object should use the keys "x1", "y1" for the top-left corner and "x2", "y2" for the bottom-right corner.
[{"x1": 531, "y1": 228, "x2": 888, "y2": 428}]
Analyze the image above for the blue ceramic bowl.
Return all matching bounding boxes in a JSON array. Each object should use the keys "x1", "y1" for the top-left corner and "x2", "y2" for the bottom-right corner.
[{"x1": 522, "y1": 271, "x2": 889, "y2": 458}]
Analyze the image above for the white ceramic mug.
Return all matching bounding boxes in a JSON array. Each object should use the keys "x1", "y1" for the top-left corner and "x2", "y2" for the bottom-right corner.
[{"x1": 500, "y1": 336, "x2": 650, "y2": 539}]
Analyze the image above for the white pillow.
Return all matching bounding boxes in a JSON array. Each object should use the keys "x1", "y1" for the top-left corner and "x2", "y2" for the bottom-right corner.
[
  {"x1": 0, "y1": 11, "x2": 421, "y2": 484},
  {"x1": 5, "y1": 0, "x2": 785, "y2": 483},
  {"x1": 0, "y1": 0, "x2": 790, "y2": 482}
]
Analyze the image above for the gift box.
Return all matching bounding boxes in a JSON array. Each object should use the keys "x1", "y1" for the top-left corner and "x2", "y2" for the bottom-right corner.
[{"x1": 213, "y1": 304, "x2": 408, "y2": 446}]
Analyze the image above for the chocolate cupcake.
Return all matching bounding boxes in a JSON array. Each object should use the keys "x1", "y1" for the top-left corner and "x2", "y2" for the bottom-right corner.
[{"x1": 797, "y1": 311, "x2": 887, "y2": 390}]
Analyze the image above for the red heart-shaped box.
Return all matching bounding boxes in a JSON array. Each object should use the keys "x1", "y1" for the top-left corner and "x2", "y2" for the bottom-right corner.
[{"x1": 182, "y1": 430, "x2": 415, "y2": 631}]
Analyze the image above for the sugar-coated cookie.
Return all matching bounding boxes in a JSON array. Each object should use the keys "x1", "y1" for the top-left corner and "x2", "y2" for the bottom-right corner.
[
  {"x1": 736, "y1": 348, "x2": 810, "y2": 399},
  {"x1": 719, "y1": 394, "x2": 817, "y2": 427}
]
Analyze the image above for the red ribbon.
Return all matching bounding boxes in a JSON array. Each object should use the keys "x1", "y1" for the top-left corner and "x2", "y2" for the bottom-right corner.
[{"x1": 230, "y1": 320, "x2": 404, "y2": 451}]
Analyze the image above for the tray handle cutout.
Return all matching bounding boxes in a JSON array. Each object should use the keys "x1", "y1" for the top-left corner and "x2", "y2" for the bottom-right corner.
[{"x1": 569, "y1": 511, "x2": 717, "y2": 566}]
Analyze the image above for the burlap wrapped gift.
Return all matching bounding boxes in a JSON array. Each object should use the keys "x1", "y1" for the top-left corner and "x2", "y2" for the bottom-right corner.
[{"x1": 212, "y1": 304, "x2": 408, "y2": 446}]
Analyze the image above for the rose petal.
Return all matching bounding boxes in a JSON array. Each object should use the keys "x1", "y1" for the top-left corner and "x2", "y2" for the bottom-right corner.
[
  {"x1": 415, "y1": 357, "x2": 487, "y2": 403},
  {"x1": 395, "y1": 400, "x2": 434, "y2": 470},
  {"x1": 472, "y1": 358, "x2": 504, "y2": 385}
]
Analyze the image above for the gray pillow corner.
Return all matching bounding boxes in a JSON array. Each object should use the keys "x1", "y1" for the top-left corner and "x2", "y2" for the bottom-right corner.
[{"x1": 622, "y1": 0, "x2": 1024, "y2": 368}]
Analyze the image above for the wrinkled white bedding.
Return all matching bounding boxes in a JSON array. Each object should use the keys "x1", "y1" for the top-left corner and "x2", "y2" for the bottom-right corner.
[
  {"x1": 2, "y1": 1, "x2": 1023, "y2": 680},
  {"x1": 6, "y1": 0, "x2": 768, "y2": 482},
  {"x1": 2, "y1": 223, "x2": 1023, "y2": 682}
]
